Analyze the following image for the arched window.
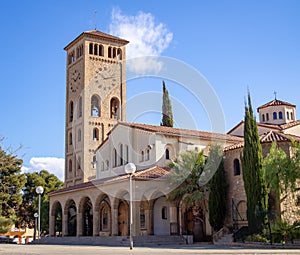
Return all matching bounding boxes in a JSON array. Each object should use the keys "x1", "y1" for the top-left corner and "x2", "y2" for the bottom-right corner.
[
  {"x1": 94, "y1": 44, "x2": 98, "y2": 55},
  {"x1": 117, "y1": 48, "x2": 122, "y2": 60},
  {"x1": 279, "y1": 111, "x2": 283, "y2": 119},
  {"x1": 262, "y1": 114, "x2": 265, "y2": 122},
  {"x1": 93, "y1": 128, "x2": 99, "y2": 141},
  {"x1": 125, "y1": 145, "x2": 129, "y2": 164},
  {"x1": 99, "y1": 45, "x2": 104, "y2": 56},
  {"x1": 113, "y1": 48, "x2": 117, "y2": 58},
  {"x1": 69, "y1": 159, "x2": 72, "y2": 172},
  {"x1": 141, "y1": 151, "x2": 144, "y2": 162},
  {"x1": 105, "y1": 160, "x2": 109, "y2": 170},
  {"x1": 69, "y1": 132, "x2": 72, "y2": 145},
  {"x1": 291, "y1": 112, "x2": 294, "y2": 120},
  {"x1": 69, "y1": 101, "x2": 74, "y2": 122},
  {"x1": 140, "y1": 205, "x2": 145, "y2": 229},
  {"x1": 77, "y1": 156, "x2": 81, "y2": 171},
  {"x1": 162, "y1": 206, "x2": 168, "y2": 220},
  {"x1": 273, "y1": 112, "x2": 277, "y2": 120},
  {"x1": 78, "y1": 96, "x2": 82, "y2": 118},
  {"x1": 78, "y1": 129, "x2": 81, "y2": 142},
  {"x1": 234, "y1": 158, "x2": 241, "y2": 176},
  {"x1": 266, "y1": 113, "x2": 269, "y2": 121},
  {"x1": 119, "y1": 144, "x2": 123, "y2": 165},
  {"x1": 165, "y1": 149, "x2": 170, "y2": 160},
  {"x1": 287, "y1": 112, "x2": 290, "y2": 120},
  {"x1": 91, "y1": 95, "x2": 101, "y2": 117},
  {"x1": 110, "y1": 98, "x2": 120, "y2": 119},
  {"x1": 113, "y1": 148, "x2": 117, "y2": 167},
  {"x1": 92, "y1": 155, "x2": 96, "y2": 169},
  {"x1": 89, "y1": 43, "x2": 93, "y2": 54},
  {"x1": 146, "y1": 148, "x2": 150, "y2": 161}
]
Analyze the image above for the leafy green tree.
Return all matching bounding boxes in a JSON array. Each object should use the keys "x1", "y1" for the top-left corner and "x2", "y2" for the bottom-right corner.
[
  {"x1": 0, "y1": 146, "x2": 25, "y2": 220},
  {"x1": 242, "y1": 93, "x2": 268, "y2": 234},
  {"x1": 168, "y1": 150, "x2": 207, "y2": 223},
  {"x1": 208, "y1": 145, "x2": 226, "y2": 231},
  {"x1": 161, "y1": 81, "x2": 174, "y2": 127},
  {"x1": 17, "y1": 170, "x2": 64, "y2": 235},
  {"x1": 0, "y1": 216, "x2": 13, "y2": 234}
]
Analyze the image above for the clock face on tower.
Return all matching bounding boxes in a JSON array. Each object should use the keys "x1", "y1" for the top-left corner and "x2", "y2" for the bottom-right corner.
[
  {"x1": 70, "y1": 69, "x2": 81, "y2": 93},
  {"x1": 94, "y1": 64, "x2": 120, "y2": 92}
]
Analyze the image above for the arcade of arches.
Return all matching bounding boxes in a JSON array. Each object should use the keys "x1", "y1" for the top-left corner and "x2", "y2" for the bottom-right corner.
[{"x1": 49, "y1": 180, "x2": 212, "y2": 241}]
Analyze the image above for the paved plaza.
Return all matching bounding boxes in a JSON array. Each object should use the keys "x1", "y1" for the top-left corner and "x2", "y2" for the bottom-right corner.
[{"x1": 0, "y1": 244, "x2": 300, "y2": 255}]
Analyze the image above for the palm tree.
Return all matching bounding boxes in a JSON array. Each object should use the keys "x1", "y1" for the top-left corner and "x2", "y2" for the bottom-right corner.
[{"x1": 168, "y1": 150, "x2": 208, "y2": 239}]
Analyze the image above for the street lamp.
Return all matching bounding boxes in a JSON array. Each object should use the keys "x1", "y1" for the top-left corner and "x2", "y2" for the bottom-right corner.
[
  {"x1": 124, "y1": 163, "x2": 136, "y2": 250},
  {"x1": 36, "y1": 186, "x2": 44, "y2": 242}
]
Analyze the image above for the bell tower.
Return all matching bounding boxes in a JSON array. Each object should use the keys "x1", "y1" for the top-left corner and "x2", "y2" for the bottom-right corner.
[{"x1": 64, "y1": 30, "x2": 129, "y2": 187}]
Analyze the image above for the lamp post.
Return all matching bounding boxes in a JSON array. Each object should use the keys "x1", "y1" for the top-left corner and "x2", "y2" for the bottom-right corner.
[
  {"x1": 124, "y1": 163, "x2": 136, "y2": 250},
  {"x1": 36, "y1": 186, "x2": 44, "y2": 243}
]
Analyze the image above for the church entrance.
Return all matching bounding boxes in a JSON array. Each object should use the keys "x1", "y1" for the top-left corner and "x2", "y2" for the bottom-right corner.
[
  {"x1": 82, "y1": 198, "x2": 93, "y2": 236},
  {"x1": 183, "y1": 207, "x2": 205, "y2": 242},
  {"x1": 118, "y1": 201, "x2": 128, "y2": 236}
]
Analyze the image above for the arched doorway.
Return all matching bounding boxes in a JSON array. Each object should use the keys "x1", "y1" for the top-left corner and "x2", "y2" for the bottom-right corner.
[
  {"x1": 99, "y1": 198, "x2": 111, "y2": 235},
  {"x1": 53, "y1": 202, "x2": 62, "y2": 237},
  {"x1": 82, "y1": 197, "x2": 93, "y2": 236},
  {"x1": 67, "y1": 200, "x2": 77, "y2": 236},
  {"x1": 118, "y1": 201, "x2": 128, "y2": 236},
  {"x1": 153, "y1": 196, "x2": 170, "y2": 235}
]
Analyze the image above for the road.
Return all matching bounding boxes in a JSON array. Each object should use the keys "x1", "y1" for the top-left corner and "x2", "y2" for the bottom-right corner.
[{"x1": 0, "y1": 244, "x2": 300, "y2": 255}]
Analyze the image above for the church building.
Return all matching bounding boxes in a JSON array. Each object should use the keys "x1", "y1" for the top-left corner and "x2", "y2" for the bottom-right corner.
[{"x1": 48, "y1": 30, "x2": 300, "y2": 244}]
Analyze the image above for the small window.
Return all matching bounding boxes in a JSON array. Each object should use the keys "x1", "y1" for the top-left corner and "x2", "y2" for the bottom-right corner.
[
  {"x1": 113, "y1": 149, "x2": 117, "y2": 167},
  {"x1": 125, "y1": 145, "x2": 129, "y2": 164},
  {"x1": 91, "y1": 95, "x2": 101, "y2": 117},
  {"x1": 93, "y1": 128, "x2": 99, "y2": 141},
  {"x1": 92, "y1": 155, "x2": 96, "y2": 169},
  {"x1": 234, "y1": 158, "x2": 241, "y2": 176},
  {"x1": 108, "y1": 47, "x2": 112, "y2": 58},
  {"x1": 273, "y1": 112, "x2": 277, "y2": 120},
  {"x1": 94, "y1": 44, "x2": 98, "y2": 55},
  {"x1": 69, "y1": 101, "x2": 74, "y2": 122},
  {"x1": 69, "y1": 159, "x2": 72, "y2": 172},
  {"x1": 162, "y1": 206, "x2": 168, "y2": 220},
  {"x1": 140, "y1": 151, "x2": 144, "y2": 162},
  {"x1": 165, "y1": 149, "x2": 170, "y2": 160},
  {"x1": 77, "y1": 156, "x2": 81, "y2": 170},
  {"x1": 291, "y1": 112, "x2": 294, "y2": 120},
  {"x1": 146, "y1": 148, "x2": 150, "y2": 161},
  {"x1": 69, "y1": 132, "x2": 72, "y2": 145},
  {"x1": 266, "y1": 113, "x2": 269, "y2": 121},
  {"x1": 89, "y1": 43, "x2": 93, "y2": 54},
  {"x1": 78, "y1": 129, "x2": 81, "y2": 142},
  {"x1": 262, "y1": 114, "x2": 265, "y2": 122},
  {"x1": 105, "y1": 160, "x2": 109, "y2": 170},
  {"x1": 99, "y1": 45, "x2": 104, "y2": 56},
  {"x1": 287, "y1": 112, "x2": 290, "y2": 120},
  {"x1": 279, "y1": 111, "x2": 283, "y2": 119},
  {"x1": 140, "y1": 207, "x2": 145, "y2": 229},
  {"x1": 119, "y1": 144, "x2": 123, "y2": 166}
]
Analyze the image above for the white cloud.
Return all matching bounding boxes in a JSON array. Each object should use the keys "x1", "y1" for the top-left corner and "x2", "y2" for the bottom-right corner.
[
  {"x1": 22, "y1": 157, "x2": 65, "y2": 181},
  {"x1": 109, "y1": 7, "x2": 173, "y2": 74}
]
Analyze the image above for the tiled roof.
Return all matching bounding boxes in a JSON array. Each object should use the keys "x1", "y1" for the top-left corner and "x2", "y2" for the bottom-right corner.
[
  {"x1": 49, "y1": 166, "x2": 170, "y2": 196},
  {"x1": 64, "y1": 30, "x2": 129, "y2": 50},
  {"x1": 279, "y1": 120, "x2": 300, "y2": 130},
  {"x1": 117, "y1": 122, "x2": 243, "y2": 143},
  {"x1": 227, "y1": 120, "x2": 281, "y2": 135},
  {"x1": 224, "y1": 130, "x2": 300, "y2": 152},
  {"x1": 257, "y1": 99, "x2": 296, "y2": 111}
]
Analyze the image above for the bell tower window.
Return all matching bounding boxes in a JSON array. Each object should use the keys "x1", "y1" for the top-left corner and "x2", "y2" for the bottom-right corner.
[
  {"x1": 69, "y1": 101, "x2": 74, "y2": 122},
  {"x1": 273, "y1": 112, "x2": 277, "y2": 120},
  {"x1": 91, "y1": 95, "x2": 101, "y2": 117},
  {"x1": 110, "y1": 98, "x2": 120, "y2": 119}
]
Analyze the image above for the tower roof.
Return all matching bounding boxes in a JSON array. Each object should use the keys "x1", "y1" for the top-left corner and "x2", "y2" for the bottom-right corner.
[
  {"x1": 64, "y1": 30, "x2": 129, "y2": 50},
  {"x1": 257, "y1": 99, "x2": 296, "y2": 112}
]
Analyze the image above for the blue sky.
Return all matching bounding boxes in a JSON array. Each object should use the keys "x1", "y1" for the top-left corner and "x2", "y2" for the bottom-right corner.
[{"x1": 0, "y1": 1, "x2": 299, "y2": 180}]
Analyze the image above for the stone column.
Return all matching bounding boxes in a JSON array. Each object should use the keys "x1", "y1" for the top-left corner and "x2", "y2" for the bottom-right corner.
[
  {"x1": 62, "y1": 211, "x2": 68, "y2": 236},
  {"x1": 93, "y1": 208, "x2": 99, "y2": 236},
  {"x1": 132, "y1": 201, "x2": 140, "y2": 236},
  {"x1": 49, "y1": 214, "x2": 55, "y2": 237},
  {"x1": 111, "y1": 198, "x2": 119, "y2": 236},
  {"x1": 77, "y1": 212, "x2": 83, "y2": 236}
]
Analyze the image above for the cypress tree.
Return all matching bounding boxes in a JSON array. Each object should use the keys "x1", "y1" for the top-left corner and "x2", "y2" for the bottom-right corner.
[
  {"x1": 208, "y1": 145, "x2": 227, "y2": 232},
  {"x1": 241, "y1": 93, "x2": 267, "y2": 234},
  {"x1": 161, "y1": 81, "x2": 174, "y2": 127}
]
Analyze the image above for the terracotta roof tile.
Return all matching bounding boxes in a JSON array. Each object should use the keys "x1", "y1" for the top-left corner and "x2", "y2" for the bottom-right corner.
[
  {"x1": 279, "y1": 120, "x2": 300, "y2": 130},
  {"x1": 257, "y1": 99, "x2": 296, "y2": 111},
  {"x1": 49, "y1": 166, "x2": 170, "y2": 196},
  {"x1": 64, "y1": 30, "x2": 129, "y2": 50},
  {"x1": 118, "y1": 122, "x2": 243, "y2": 143}
]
